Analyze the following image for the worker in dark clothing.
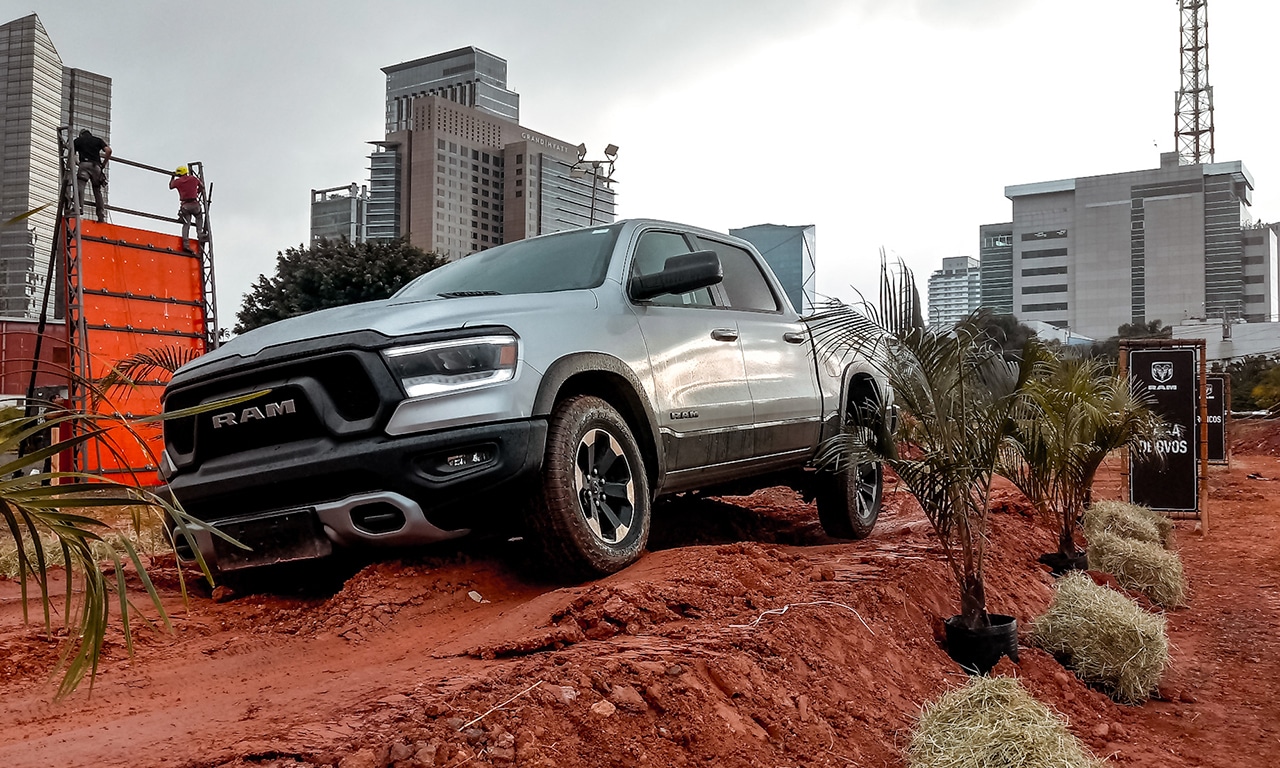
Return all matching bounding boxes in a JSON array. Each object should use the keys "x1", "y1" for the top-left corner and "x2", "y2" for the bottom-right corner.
[
  {"x1": 72, "y1": 129, "x2": 111, "y2": 222},
  {"x1": 169, "y1": 166, "x2": 205, "y2": 251}
]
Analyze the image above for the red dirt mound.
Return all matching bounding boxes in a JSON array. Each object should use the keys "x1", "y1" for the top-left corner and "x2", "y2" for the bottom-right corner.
[
  {"x1": 1229, "y1": 417, "x2": 1280, "y2": 457},
  {"x1": 0, "y1": 445, "x2": 1278, "y2": 767}
]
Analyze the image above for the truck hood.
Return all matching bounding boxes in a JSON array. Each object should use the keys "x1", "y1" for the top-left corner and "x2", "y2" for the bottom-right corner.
[{"x1": 185, "y1": 290, "x2": 601, "y2": 373}]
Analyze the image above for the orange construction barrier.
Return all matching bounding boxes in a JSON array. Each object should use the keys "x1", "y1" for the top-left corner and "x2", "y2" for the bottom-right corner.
[{"x1": 69, "y1": 220, "x2": 210, "y2": 486}]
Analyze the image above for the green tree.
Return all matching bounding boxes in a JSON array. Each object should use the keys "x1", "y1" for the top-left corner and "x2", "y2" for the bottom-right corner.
[
  {"x1": 1087, "y1": 319, "x2": 1172, "y2": 363},
  {"x1": 1117, "y1": 319, "x2": 1172, "y2": 339},
  {"x1": 1220, "y1": 355, "x2": 1280, "y2": 411},
  {"x1": 1251, "y1": 365, "x2": 1280, "y2": 409},
  {"x1": 235, "y1": 238, "x2": 447, "y2": 333},
  {"x1": 975, "y1": 313, "x2": 1038, "y2": 360}
]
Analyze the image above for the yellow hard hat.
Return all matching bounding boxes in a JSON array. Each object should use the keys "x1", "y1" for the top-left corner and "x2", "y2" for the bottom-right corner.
[{"x1": 175, "y1": 166, "x2": 188, "y2": 176}]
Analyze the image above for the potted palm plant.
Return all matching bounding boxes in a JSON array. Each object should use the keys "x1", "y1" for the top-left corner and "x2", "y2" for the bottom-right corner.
[
  {"x1": 1000, "y1": 355, "x2": 1167, "y2": 573},
  {"x1": 810, "y1": 261, "x2": 1034, "y2": 674}
]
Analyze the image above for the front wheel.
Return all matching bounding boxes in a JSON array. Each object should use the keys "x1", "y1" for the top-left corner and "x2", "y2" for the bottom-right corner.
[
  {"x1": 815, "y1": 460, "x2": 883, "y2": 539},
  {"x1": 526, "y1": 395, "x2": 651, "y2": 579}
]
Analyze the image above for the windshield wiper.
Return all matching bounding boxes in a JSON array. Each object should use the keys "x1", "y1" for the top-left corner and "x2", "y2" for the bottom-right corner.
[{"x1": 437, "y1": 290, "x2": 502, "y2": 298}]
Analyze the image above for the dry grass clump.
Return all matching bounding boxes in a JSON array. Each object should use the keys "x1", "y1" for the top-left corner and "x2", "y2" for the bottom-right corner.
[
  {"x1": 1084, "y1": 500, "x2": 1174, "y2": 549},
  {"x1": 1087, "y1": 530, "x2": 1186, "y2": 608},
  {"x1": 1030, "y1": 571, "x2": 1169, "y2": 704},
  {"x1": 908, "y1": 676, "x2": 1101, "y2": 768}
]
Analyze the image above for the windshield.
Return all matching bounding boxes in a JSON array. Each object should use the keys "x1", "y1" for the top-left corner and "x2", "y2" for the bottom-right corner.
[{"x1": 395, "y1": 224, "x2": 623, "y2": 299}]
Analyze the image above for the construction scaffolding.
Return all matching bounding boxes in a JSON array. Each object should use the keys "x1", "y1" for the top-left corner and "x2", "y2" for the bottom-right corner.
[{"x1": 38, "y1": 126, "x2": 219, "y2": 484}]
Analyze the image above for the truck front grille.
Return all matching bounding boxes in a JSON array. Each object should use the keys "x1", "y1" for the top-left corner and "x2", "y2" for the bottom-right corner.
[{"x1": 164, "y1": 350, "x2": 391, "y2": 467}]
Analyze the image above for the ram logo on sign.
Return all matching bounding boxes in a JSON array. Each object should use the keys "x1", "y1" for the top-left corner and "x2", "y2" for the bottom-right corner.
[{"x1": 1152, "y1": 362, "x2": 1174, "y2": 383}]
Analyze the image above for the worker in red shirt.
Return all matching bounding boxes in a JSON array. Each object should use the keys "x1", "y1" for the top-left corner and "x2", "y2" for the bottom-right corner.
[{"x1": 169, "y1": 166, "x2": 205, "y2": 251}]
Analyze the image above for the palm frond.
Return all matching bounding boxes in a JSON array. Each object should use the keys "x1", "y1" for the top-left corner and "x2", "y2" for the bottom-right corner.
[
  {"x1": 997, "y1": 351, "x2": 1170, "y2": 556},
  {"x1": 0, "y1": 394, "x2": 263, "y2": 698},
  {"x1": 2, "y1": 203, "x2": 52, "y2": 228},
  {"x1": 811, "y1": 260, "x2": 1031, "y2": 629},
  {"x1": 94, "y1": 345, "x2": 203, "y2": 401}
]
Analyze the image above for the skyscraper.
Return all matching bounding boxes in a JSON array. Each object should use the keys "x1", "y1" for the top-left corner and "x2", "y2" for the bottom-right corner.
[
  {"x1": 368, "y1": 47, "x2": 614, "y2": 258},
  {"x1": 926, "y1": 256, "x2": 981, "y2": 327},
  {"x1": 310, "y1": 183, "x2": 369, "y2": 244},
  {"x1": 729, "y1": 224, "x2": 816, "y2": 314},
  {"x1": 0, "y1": 13, "x2": 111, "y2": 318}
]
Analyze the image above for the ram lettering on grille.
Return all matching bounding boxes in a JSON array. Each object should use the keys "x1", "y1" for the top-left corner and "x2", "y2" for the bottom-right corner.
[{"x1": 211, "y1": 399, "x2": 297, "y2": 428}]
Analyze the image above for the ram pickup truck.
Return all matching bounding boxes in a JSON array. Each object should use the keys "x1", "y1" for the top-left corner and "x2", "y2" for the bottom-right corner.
[{"x1": 162, "y1": 219, "x2": 892, "y2": 580}]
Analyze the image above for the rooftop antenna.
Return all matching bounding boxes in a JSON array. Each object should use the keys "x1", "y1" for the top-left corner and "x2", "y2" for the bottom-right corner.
[{"x1": 1174, "y1": 0, "x2": 1214, "y2": 165}]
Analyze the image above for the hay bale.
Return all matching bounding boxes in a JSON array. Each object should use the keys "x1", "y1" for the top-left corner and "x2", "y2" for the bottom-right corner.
[
  {"x1": 1084, "y1": 500, "x2": 1174, "y2": 549},
  {"x1": 1087, "y1": 530, "x2": 1186, "y2": 608},
  {"x1": 1030, "y1": 571, "x2": 1169, "y2": 704},
  {"x1": 908, "y1": 676, "x2": 1101, "y2": 768}
]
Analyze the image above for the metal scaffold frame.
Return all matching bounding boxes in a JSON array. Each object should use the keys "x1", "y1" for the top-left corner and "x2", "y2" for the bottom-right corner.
[{"x1": 48, "y1": 126, "x2": 220, "y2": 478}]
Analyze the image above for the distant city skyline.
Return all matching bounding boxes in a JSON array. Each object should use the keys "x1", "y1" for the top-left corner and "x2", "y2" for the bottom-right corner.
[
  {"x1": 5, "y1": 2, "x2": 1280, "y2": 325},
  {"x1": 366, "y1": 46, "x2": 615, "y2": 258}
]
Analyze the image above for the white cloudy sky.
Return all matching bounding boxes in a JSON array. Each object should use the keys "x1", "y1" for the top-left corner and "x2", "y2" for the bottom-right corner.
[{"x1": 11, "y1": 0, "x2": 1280, "y2": 322}]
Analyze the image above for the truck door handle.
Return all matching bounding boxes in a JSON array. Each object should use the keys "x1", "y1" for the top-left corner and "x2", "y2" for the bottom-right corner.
[
  {"x1": 710, "y1": 328, "x2": 739, "y2": 342},
  {"x1": 783, "y1": 331, "x2": 807, "y2": 344}
]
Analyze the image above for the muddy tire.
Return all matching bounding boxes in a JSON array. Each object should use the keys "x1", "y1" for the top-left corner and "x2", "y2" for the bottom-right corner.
[
  {"x1": 815, "y1": 459, "x2": 883, "y2": 540},
  {"x1": 526, "y1": 395, "x2": 651, "y2": 579}
]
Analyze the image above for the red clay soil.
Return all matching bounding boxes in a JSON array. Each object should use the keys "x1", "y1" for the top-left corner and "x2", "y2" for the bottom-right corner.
[{"x1": 1, "y1": 423, "x2": 1278, "y2": 767}]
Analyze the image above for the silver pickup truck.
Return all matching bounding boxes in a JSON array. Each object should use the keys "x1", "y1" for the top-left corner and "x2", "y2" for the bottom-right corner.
[{"x1": 162, "y1": 219, "x2": 892, "y2": 580}]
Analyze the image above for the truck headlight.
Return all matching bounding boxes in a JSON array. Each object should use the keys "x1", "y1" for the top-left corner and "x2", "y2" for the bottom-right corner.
[{"x1": 383, "y1": 335, "x2": 519, "y2": 398}]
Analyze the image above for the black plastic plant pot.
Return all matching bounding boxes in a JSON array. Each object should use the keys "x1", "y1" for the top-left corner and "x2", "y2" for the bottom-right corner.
[
  {"x1": 1037, "y1": 551, "x2": 1090, "y2": 576},
  {"x1": 944, "y1": 614, "x2": 1019, "y2": 676}
]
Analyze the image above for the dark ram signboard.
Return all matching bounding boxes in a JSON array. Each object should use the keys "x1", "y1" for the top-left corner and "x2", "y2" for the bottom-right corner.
[
  {"x1": 1129, "y1": 348, "x2": 1198, "y2": 511},
  {"x1": 1204, "y1": 375, "x2": 1227, "y2": 464}
]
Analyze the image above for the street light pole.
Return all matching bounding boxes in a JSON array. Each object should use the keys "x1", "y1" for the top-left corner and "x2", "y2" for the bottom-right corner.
[
  {"x1": 588, "y1": 164, "x2": 599, "y2": 226},
  {"x1": 571, "y1": 144, "x2": 618, "y2": 227}
]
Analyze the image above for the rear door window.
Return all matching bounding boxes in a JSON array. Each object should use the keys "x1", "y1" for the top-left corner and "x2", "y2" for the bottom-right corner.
[{"x1": 695, "y1": 237, "x2": 779, "y2": 312}]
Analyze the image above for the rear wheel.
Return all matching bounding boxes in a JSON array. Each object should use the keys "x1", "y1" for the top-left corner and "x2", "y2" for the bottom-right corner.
[
  {"x1": 816, "y1": 386, "x2": 885, "y2": 539},
  {"x1": 526, "y1": 395, "x2": 651, "y2": 579},
  {"x1": 815, "y1": 459, "x2": 883, "y2": 539}
]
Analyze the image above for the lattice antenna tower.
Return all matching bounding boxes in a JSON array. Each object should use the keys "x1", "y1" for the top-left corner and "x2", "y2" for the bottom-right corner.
[{"x1": 1175, "y1": 0, "x2": 1214, "y2": 165}]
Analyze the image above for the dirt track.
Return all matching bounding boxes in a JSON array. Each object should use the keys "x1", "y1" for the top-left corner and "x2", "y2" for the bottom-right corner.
[{"x1": 1, "y1": 423, "x2": 1278, "y2": 767}]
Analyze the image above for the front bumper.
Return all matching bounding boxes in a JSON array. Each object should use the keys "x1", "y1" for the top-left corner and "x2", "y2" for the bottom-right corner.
[{"x1": 168, "y1": 418, "x2": 547, "y2": 570}]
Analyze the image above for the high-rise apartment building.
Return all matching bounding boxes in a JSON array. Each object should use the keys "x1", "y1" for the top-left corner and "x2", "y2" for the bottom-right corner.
[
  {"x1": 310, "y1": 183, "x2": 369, "y2": 244},
  {"x1": 0, "y1": 14, "x2": 111, "y2": 318},
  {"x1": 368, "y1": 47, "x2": 614, "y2": 258},
  {"x1": 978, "y1": 224, "x2": 1013, "y2": 316},
  {"x1": 729, "y1": 224, "x2": 816, "y2": 314},
  {"x1": 927, "y1": 256, "x2": 982, "y2": 327},
  {"x1": 979, "y1": 152, "x2": 1275, "y2": 340}
]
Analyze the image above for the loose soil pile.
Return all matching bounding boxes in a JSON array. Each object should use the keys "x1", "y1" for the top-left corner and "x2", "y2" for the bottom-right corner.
[{"x1": 1, "y1": 423, "x2": 1279, "y2": 767}]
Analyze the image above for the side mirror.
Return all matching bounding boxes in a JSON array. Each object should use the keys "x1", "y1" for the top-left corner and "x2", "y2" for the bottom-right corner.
[{"x1": 630, "y1": 250, "x2": 723, "y2": 302}]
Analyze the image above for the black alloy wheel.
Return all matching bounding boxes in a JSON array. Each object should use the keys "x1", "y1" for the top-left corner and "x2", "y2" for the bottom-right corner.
[{"x1": 526, "y1": 395, "x2": 651, "y2": 578}]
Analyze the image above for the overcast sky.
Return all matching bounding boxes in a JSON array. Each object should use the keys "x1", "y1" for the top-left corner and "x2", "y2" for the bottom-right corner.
[{"x1": 10, "y1": 0, "x2": 1280, "y2": 322}]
